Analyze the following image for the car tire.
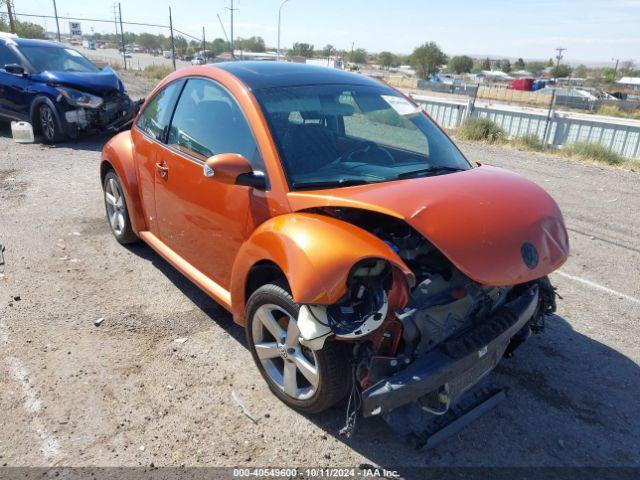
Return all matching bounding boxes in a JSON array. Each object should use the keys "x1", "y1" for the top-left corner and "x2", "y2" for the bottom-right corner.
[
  {"x1": 245, "y1": 282, "x2": 351, "y2": 414},
  {"x1": 103, "y1": 170, "x2": 139, "y2": 244},
  {"x1": 37, "y1": 103, "x2": 66, "y2": 143}
]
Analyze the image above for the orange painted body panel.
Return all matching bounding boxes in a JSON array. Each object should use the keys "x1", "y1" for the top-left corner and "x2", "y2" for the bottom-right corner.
[
  {"x1": 102, "y1": 65, "x2": 569, "y2": 327},
  {"x1": 230, "y1": 213, "x2": 414, "y2": 324},
  {"x1": 287, "y1": 165, "x2": 569, "y2": 286}
]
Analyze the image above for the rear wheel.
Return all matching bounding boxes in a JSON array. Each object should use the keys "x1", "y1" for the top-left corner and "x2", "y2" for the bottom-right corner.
[
  {"x1": 245, "y1": 282, "x2": 350, "y2": 414},
  {"x1": 103, "y1": 170, "x2": 138, "y2": 244},
  {"x1": 38, "y1": 103, "x2": 66, "y2": 143}
]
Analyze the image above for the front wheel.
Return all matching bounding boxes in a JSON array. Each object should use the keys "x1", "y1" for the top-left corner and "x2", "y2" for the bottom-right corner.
[
  {"x1": 103, "y1": 170, "x2": 138, "y2": 244},
  {"x1": 38, "y1": 103, "x2": 66, "y2": 143},
  {"x1": 245, "y1": 282, "x2": 351, "y2": 414}
]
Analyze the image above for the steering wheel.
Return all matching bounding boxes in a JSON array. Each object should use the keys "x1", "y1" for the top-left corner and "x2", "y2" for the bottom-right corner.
[{"x1": 334, "y1": 141, "x2": 395, "y2": 166}]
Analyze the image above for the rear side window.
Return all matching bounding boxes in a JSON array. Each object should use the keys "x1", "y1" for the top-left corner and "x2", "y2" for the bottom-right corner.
[
  {"x1": 167, "y1": 78, "x2": 263, "y2": 170},
  {"x1": 136, "y1": 80, "x2": 183, "y2": 140},
  {"x1": 0, "y1": 44, "x2": 20, "y2": 68}
]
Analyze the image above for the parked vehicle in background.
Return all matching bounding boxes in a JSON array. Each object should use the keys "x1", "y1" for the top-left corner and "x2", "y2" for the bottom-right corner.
[
  {"x1": 191, "y1": 57, "x2": 206, "y2": 65},
  {"x1": 0, "y1": 34, "x2": 140, "y2": 143},
  {"x1": 100, "y1": 62, "x2": 568, "y2": 433}
]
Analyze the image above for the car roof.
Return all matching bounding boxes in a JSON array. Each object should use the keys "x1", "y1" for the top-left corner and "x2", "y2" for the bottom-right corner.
[
  {"x1": 213, "y1": 61, "x2": 383, "y2": 90},
  {"x1": 11, "y1": 38, "x2": 66, "y2": 48}
]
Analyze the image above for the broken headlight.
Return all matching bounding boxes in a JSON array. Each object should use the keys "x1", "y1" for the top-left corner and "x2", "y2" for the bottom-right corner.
[
  {"x1": 326, "y1": 259, "x2": 392, "y2": 338},
  {"x1": 56, "y1": 87, "x2": 103, "y2": 109}
]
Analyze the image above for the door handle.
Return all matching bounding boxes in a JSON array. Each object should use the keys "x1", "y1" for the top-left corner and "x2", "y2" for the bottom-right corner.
[{"x1": 155, "y1": 161, "x2": 169, "y2": 179}]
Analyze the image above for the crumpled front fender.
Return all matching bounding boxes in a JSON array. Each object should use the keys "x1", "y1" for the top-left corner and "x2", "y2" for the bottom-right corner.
[{"x1": 230, "y1": 213, "x2": 414, "y2": 324}]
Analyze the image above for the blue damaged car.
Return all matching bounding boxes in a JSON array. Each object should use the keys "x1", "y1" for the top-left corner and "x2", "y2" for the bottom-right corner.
[{"x1": 0, "y1": 34, "x2": 140, "y2": 143}]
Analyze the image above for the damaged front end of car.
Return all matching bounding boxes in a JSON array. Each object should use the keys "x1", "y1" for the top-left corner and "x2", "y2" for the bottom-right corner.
[
  {"x1": 54, "y1": 85, "x2": 143, "y2": 138},
  {"x1": 293, "y1": 206, "x2": 565, "y2": 446}
]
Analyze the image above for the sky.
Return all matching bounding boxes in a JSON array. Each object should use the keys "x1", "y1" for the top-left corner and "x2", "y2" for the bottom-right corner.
[{"x1": 14, "y1": 0, "x2": 640, "y2": 65}]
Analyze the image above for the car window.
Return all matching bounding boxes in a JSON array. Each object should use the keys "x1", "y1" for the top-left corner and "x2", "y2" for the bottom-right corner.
[
  {"x1": 167, "y1": 78, "x2": 264, "y2": 171},
  {"x1": 136, "y1": 80, "x2": 183, "y2": 140},
  {"x1": 19, "y1": 45, "x2": 99, "y2": 73},
  {"x1": 340, "y1": 91, "x2": 430, "y2": 156},
  {"x1": 0, "y1": 44, "x2": 20, "y2": 68}
]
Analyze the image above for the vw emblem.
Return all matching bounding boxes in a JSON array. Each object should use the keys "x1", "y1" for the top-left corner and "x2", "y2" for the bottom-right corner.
[
  {"x1": 521, "y1": 242, "x2": 539, "y2": 269},
  {"x1": 278, "y1": 344, "x2": 288, "y2": 359}
]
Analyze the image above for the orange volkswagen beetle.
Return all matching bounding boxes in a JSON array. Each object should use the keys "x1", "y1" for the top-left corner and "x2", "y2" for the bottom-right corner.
[{"x1": 100, "y1": 62, "x2": 568, "y2": 435}]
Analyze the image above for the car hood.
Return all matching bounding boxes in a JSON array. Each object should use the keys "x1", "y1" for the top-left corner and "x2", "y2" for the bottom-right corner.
[
  {"x1": 31, "y1": 66, "x2": 124, "y2": 95},
  {"x1": 286, "y1": 165, "x2": 569, "y2": 286}
]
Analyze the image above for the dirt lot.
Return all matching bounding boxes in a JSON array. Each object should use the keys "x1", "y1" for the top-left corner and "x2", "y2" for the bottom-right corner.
[{"x1": 0, "y1": 75, "x2": 639, "y2": 476}]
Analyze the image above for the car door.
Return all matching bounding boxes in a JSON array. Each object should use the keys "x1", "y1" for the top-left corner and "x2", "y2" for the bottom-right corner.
[
  {"x1": 132, "y1": 79, "x2": 185, "y2": 232},
  {"x1": 0, "y1": 42, "x2": 30, "y2": 120},
  {"x1": 154, "y1": 77, "x2": 266, "y2": 289}
]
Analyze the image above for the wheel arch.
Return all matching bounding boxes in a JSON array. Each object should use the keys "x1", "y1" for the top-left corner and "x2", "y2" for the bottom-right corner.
[
  {"x1": 29, "y1": 95, "x2": 62, "y2": 135},
  {"x1": 100, "y1": 131, "x2": 146, "y2": 234},
  {"x1": 229, "y1": 213, "x2": 414, "y2": 325}
]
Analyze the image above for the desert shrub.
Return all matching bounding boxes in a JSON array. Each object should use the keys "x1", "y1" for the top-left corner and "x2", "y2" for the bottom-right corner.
[
  {"x1": 456, "y1": 117, "x2": 504, "y2": 143},
  {"x1": 563, "y1": 142, "x2": 623, "y2": 165},
  {"x1": 515, "y1": 133, "x2": 545, "y2": 151},
  {"x1": 143, "y1": 65, "x2": 173, "y2": 82},
  {"x1": 596, "y1": 105, "x2": 640, "y2": 121}
]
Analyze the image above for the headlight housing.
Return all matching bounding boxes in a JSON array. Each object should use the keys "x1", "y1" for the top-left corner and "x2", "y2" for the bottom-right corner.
[{"x1": 56, "y1": 87, "x2": 103, "y2": 109}]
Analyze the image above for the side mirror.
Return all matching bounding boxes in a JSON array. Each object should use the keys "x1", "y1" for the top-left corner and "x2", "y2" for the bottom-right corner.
[
  {"x1": 4, "y1": 64, "x2": 25, "y2": 75},
  {"x1": 204, "y1": 153, "x2": 266, "y2": 189}
]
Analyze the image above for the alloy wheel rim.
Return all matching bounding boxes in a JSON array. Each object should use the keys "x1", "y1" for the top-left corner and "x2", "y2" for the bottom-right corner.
[
  {"x1": 40, "y1": 107, "x2": 54, "y2": 140},
  {"x1": 252, "y1": 303, "x2": 319, "y2": 400},
  {"x1": 105, "y1": 178, "x2": 125, "y2": 235}
]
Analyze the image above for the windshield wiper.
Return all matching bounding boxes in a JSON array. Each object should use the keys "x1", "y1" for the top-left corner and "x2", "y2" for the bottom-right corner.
[
  {"x1": 396, "y1": 166, "x2": 464, "y2": 180},
  {"x1": 292, "y1": 179, "x2": 374, "y2": 190}
]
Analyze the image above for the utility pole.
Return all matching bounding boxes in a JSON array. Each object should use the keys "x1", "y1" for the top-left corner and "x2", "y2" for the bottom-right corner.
[
  {"x1": 202, "y1": 26, "x2": 206, "y2": 60},
  {"x1": 112, "y1": 4, "x2": 118, "y2": 42},
  {"x1": 118, "y1": 3, "x2": 126, "y2": 70},
  {"x1": 554, "y1": 47, "x2": 566, "y2": 80},
  {"x1": 52, "y1": 0, "x2": 62, "y2": 42},
  {"x1": 612, "y1": 58, "x2": 620, "y2": 79},
  {"x1": 350, "y1": 41, "x2": 354, "y2": 63},
  {"x1": 225, "y1": 0, "x2": 238, "y2": 57},
  {"x1": 168, "y1": 7, "x2": 176, "y2": 70},
  {"x1": 6, "y1": 0, "x2": 16, "y2": 34},
  {"x1": 277, "y1": 0, "x2": 290, "y2": 61}
]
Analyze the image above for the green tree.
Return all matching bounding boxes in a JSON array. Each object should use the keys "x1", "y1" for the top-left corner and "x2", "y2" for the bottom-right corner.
[
  {"x1": 620, "y1": 60, "x2": 636, "y2": 76},
  {"x1": 547, "y1": 58, "x2": 554, "y2": 67},
  {"x1": 410, "y1": 41, "x2": 446, "y2": 79},
  {"x1": 287, "y1": 42, "x2": 314, "y2": 58},
  {"x1": 321, "y1": 44, "x2": 334, "y2": 57},
  {"x1": 514, "y1": 57, "x2": 525, "y2": 69},
  {"x1": 138, "y1": 33, "x2": 162, "y2": 51},
  {"x1": 211, "y1": 38, "x2": 228, "y2": 56},
  {"x1": 501, "y1": 59, "x2": 511, "y2": 72},
  {"x1": 378, "y1": 51, "x2": 394, "y2": 69},
  {"x1": 526, "y1": 61, "x2": 546, "y2": 76},
  {"x1": 348, "y1": 48, "x2": 367, "y2": 64},
  {"x1": 480, "y1": 57, "x2": 491, "y2": 70},
  {"x1": 448, "y1": 55, "x2": 474, "y2": 74},
  {"x1": 174, "y1": 36, "x2": 188, "y2": 55},
  {"x1": 3, "y1": 20, "x2": 46, "y2": 39},
  {"x1": 235, "y1": 36, "x2": 265, "y2": 52},
  {"x1": 573, "y1": 64, "x2": 588, "y2": 78},
  {"x1": 601, "y1": 67, "x2": 616, "y2": 83},
  {"x1": 551, "y1": 64, "x2": 572, "y2": 78}
]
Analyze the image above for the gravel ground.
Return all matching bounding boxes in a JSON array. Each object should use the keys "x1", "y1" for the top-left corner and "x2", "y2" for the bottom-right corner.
[{"x1": 0, "y1": 81, "x2": 639, "y2": 476}]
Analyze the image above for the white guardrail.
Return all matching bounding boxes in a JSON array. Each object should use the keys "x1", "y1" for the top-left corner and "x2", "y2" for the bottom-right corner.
[{"x1": 410, "y1": 94, "x2": 640, "y2": 161}]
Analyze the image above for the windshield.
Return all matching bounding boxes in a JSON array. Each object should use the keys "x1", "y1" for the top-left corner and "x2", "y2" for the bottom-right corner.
[
  {"x1": 254, "y1": 84, "x2": 470, "y2": 190},
  {"x1": 20, "y1": 45, "x2": 100, "y2": 73}
]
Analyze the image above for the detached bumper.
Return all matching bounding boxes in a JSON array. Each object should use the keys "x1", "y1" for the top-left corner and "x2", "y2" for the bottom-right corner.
[{"x1": 361, "y1": 285, "x2": 539, "y2": 417}]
